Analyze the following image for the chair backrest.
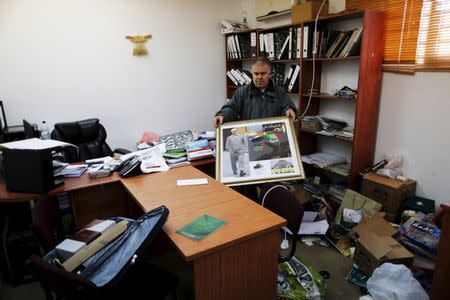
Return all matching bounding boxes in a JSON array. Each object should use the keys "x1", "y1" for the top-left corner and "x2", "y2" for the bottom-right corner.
[
  {"x1": 51, "y1": 118, "x2": 113, "y2": 162},
  {"x1": 30, "y1": 254, "x2": 95, "y2": 300},
  {"x1": 31, "y1": 197, "x2": 62, "y2": 253},
  {"x1": 259, "y1": 183, "x2": 304, "y2": 263}
]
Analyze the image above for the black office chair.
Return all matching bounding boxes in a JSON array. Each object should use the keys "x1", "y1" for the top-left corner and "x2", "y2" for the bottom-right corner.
[
  {"x1": 50, "y1": 118, "x2": 129, "y2": 162},
  {"x1": 30, "y1": 205, "x2": 178, "y2": 300},
  {"x1": 30, "y1": 255, "x2": 178, "y2": 300},
  {"x1": 259, "y1": 182, "x2": 304, "y2": 263}
]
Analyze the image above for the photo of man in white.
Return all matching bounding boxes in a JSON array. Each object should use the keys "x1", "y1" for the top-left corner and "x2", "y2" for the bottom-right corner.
[{"x1": 225, "y1": 128, "x2": 247, "y2": 177}]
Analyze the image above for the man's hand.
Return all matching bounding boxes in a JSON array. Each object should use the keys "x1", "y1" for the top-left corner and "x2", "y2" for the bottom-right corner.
[
  {"x1": 285, "y1": 108, "x2": 296, "y2": 121},
  {"x1": 214, "y1": 115, "x2": 224, "y2": 128}
]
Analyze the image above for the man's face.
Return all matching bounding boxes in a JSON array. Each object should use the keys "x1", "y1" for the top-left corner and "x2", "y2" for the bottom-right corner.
[{"x1": 252, "y1": 63, "x2": 271, "y2": 89}]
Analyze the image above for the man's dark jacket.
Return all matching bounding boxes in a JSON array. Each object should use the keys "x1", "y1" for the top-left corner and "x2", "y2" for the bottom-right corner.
[{"x1": 216, "y1": 80, "x2": 297, "y2": 122}]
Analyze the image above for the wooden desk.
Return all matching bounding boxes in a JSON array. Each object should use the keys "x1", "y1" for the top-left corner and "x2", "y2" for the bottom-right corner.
[{"x1": 0, "y1": 164, "x2": 285, "y2": 300}]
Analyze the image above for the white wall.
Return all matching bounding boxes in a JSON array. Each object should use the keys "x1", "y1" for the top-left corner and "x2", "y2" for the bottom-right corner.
[
  {"x1": 0, "y1": 0, "x2": 241, "y2": 150},
  {"x1": 375, "y1": 72, "x2": 450, "y2": 204}
]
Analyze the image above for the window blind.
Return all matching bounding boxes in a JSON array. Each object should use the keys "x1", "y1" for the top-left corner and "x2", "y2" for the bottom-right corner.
[
  {"x1": 415, "y1": 0, "x2": 450, "y2": 70},
  {"x1": 347, "y1": 0, "x2": 423, "y2": 73}
]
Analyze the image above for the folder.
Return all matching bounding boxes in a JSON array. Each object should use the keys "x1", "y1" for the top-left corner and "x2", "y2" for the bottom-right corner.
[
  {"x1": 288, "y1": 65, "x2": 300, "y2": 93},
  {"x1": 250, "y1": 32, "x2": 257, "y2": 57},
  {"x1": 303, "y1": 26, "x2": 309, "y2": 58}
]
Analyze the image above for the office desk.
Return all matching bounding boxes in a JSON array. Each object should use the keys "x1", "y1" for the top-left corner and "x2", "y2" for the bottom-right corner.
[{"x1": 0, "y1": 165, "x2": 285, "y2": 300}]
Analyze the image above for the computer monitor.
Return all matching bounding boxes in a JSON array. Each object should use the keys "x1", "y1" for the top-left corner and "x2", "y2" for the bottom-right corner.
[{"x1": 23, "y1": 119, "x2": 37, "y2": 139}]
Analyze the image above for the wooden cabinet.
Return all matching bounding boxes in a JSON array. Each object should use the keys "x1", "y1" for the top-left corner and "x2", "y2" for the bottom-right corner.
[{"x1": 224, "y1": 10, "x2": 386, "y2": 189}]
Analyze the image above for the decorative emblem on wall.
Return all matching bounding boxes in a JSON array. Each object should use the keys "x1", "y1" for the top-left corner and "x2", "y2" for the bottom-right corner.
[{"x1": 126, "y1": 35, "x2": 152, "y2": 56}]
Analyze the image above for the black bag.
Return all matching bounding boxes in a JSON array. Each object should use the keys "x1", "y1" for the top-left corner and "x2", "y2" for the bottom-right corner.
[{"x1": 43, "y1": 205, "x2": 169, "y2": 289}]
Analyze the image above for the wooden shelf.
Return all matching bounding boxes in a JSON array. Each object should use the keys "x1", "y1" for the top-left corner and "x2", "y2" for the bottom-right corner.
[
  {"x1": 226, "y1": 57, "x2": 256, "y2": 62},
  {"x1": 301, "y1": 93, "x2": 356, "y2": 101},
  {"x1": 271, "y1": 59, "x2": 299, "y2": 64},
  {"x1": 302, "y1": 56, "x2": 360, "y2": 62}
]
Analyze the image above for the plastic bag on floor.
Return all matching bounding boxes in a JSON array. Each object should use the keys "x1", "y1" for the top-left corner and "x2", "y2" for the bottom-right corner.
[
  {"x1": 367, "y1": 263, "x2": 429, "y2": 300},
  {"x1": 277, "y1": 256, "x2": 327, "y2": 299}
]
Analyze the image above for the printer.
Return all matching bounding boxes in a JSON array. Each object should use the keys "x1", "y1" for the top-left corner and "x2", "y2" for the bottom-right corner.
[{"x1": 0, "y1": 138, "x2": 77, "y2": 193}]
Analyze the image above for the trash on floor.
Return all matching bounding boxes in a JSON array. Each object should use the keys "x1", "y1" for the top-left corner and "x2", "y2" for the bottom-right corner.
[{"x1": 278, "y1": 256, "x2": 327, "y2": 299}]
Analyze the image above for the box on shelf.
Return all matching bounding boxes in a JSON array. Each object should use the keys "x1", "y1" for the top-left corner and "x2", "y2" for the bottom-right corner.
[
  {"x1": 292, "y1": 1, "x2": 329, "y2": 24},
  {"x1": 361, "y1": 173, "x2": 416, "y2": 223},
  {"x1": 301, "y1": 118, "x2": 322, "y2": 133}
]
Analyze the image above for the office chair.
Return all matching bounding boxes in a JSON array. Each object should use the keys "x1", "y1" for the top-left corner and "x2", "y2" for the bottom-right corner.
[
  {"x1": 31, "y1": 254, "x2": 178, "y2": 300},
  {"x1": 31, "y1": 197, "x2": 63, "y2": 253},
  {"x1": 51, "y1": 118, "x2": 129, "y2": 162},
  {"x1": 259, "y1": 182, "x2": 304, "y2": 263},
  {"x1": 30, "y1": 208, "x2": 179, "y2": 300}
]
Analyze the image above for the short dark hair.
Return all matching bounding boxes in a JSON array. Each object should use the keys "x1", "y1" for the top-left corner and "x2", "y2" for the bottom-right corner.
[{"x1": 252, "y1": 57, "x2": 272, "y2": 71}]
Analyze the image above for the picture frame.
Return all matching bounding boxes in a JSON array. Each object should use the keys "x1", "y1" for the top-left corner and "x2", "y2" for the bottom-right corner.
[{"x1": 216, "y1": 116, "x2": 305, "y2": 186}]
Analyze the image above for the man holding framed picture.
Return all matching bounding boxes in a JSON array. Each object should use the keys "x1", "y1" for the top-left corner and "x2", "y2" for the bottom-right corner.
[{"x1": 214, "y1": 57, "x2": 297, "y2": 127}]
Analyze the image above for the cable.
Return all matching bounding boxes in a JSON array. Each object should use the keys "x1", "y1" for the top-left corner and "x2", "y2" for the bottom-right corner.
[{"x1": 298, "y1": 0, "x2": 328, "y2": 120}]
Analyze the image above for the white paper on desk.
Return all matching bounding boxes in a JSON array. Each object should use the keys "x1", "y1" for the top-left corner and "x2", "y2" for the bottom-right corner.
[
  {"x1": 177, "y1": 178, "x2": 208, "y2": 186},
  {"x1": 0, "y1": 138, "x2": 74, "y2": 150},
  {"x1": 299, "y1": 219, "x2": 329, "y2": 235},
  {"x1": 140, "y1": 154, "x2": 170, "y2": 174}
]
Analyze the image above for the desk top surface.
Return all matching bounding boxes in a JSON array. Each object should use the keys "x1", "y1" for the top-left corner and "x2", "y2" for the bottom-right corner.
[
  {"x1": 121, "y1": 165, "x2": 286, "y2": 261},
  {"x1": 0, "y1": 164, "x2": 285, "y2": 261}
]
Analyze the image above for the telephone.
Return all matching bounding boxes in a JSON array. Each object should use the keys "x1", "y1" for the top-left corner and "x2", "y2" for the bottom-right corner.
[{"x1": 116, "y1": 156, "x2": 142, "y2": 178}]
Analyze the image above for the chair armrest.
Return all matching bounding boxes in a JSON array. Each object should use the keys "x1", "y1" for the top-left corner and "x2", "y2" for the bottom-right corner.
[{"x1": 113, "y1": 148, "x2": 131, "y2": 155}]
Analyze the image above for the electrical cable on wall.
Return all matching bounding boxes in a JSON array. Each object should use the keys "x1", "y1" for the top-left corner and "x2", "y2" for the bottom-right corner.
[{"x1": 298, "y1": 0, "x2": 328, "y2": 120}]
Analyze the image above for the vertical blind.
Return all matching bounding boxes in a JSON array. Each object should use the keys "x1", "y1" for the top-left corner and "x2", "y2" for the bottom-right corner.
[{"x1": 347, "y1": 0, "x2": 450, "y2": 71}]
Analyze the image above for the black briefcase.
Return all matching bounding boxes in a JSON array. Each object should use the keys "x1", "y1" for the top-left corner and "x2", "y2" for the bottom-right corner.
[{"x1": 43, "y1": 205, "x2": 169, "y2": 289}]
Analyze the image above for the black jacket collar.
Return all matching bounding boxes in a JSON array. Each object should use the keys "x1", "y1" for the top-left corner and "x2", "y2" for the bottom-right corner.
[{"x1": 250, "y1": 80, "x2": 276, "y2": 97}]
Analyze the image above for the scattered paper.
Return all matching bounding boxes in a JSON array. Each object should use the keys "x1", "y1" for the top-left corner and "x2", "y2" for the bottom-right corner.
[
  {"x1": 177, "y1": 178, "x2": 208, "y2": 186},
  {"x1": 299, "y1": 220, "x2": 329, "y2": 235}
]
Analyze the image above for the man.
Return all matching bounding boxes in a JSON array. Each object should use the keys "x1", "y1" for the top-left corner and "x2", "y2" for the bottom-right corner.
[
  {"x1": 214, "y1": 57, "x2": 296, "y2": 127},
  {"x1": 225, "y1": 128, "x2": 246, "y2": 177}
]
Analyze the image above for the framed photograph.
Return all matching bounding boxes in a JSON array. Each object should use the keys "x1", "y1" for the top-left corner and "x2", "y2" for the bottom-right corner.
[{"x1": 216, "y1": 116, "x2": 305, "y2": 186}]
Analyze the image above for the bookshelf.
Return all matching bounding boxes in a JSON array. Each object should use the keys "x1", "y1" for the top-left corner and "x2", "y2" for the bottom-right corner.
[
  {"x1": 223, "y1": 10, "x2": 385, "y2": 189},
  {"x1": 298, "y1": 10, "x2": 385, "y2": 188}
]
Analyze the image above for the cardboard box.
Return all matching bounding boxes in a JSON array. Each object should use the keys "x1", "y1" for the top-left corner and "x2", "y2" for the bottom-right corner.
[
  {"x1": 352, "y1": 213, "x2": 414, "y2": 275},
  {"x1": 354, "y1": 233, "x2": 414, "y2": 275},
  {"x1": 292, "y1": 1, "x2": 329, "y2": 24},
  {"x1": 362, "y1": 174, "x2": 416, "y2": 222}
]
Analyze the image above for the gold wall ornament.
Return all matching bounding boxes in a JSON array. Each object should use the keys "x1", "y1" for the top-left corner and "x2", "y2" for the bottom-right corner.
[{"x1": 126, "y1": 34, "x2": 152, "y2": 56}]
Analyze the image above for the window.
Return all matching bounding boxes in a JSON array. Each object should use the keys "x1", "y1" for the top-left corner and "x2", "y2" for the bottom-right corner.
[{"x1": 347, "y1": 0, "x2": 450, "y2": 72}]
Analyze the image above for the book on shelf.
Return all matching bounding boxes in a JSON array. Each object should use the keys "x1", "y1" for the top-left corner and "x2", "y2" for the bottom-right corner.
[
  {"x1": 267, "y1": 32, "x2": 275, "y2": 60},
  {"x1": 274, "y1": 30, "x2": 289, "y2": 60},
  {"x1": 287, "y1": 64, "x2": 300, "y2": 93},
  {"x1": 284, "y1": 64, "x2": 295, "y2": 91},
  {"x1": 296, "y1": 27, "x2": 301, "y2": 58},
  {"x1": 343, "y1": 27, "x2": 363, "y2": 57},
  {"x1": 303, "y1": 25, "x2": 310, "y2": 58},
  {"x1": 234, "y1": 35, "x2": 241, "y2": 59},
  {"x1": 259, "y1": 33, "x2": 265, "y2": 56},
  {"x1": 226, "y1": 70, "x2": 239, "y2": 86},
  {"x1": 250, "y1": 32, "x2": 257, "y2": 57},
  {"x1": 271, "y1": 64, "x2": 286, "y2": 88}
]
